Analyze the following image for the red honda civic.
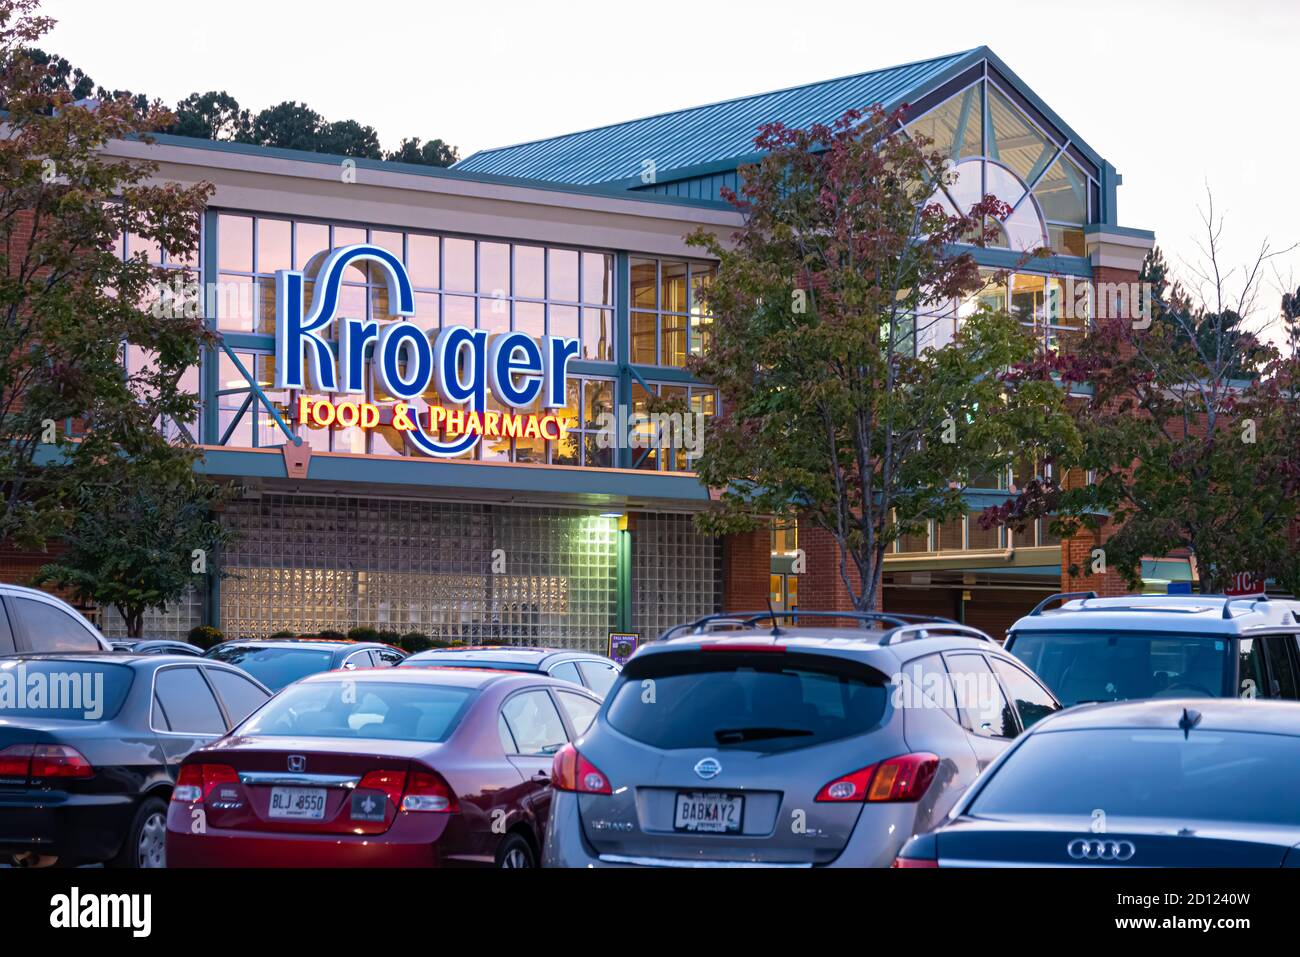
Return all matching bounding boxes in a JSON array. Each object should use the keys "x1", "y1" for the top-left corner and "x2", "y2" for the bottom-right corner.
[{"x1": 166, "y1": 667, "x2": 602, "y2": 867}]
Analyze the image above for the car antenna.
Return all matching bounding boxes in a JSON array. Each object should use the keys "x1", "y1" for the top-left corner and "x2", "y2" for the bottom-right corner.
[
  {"x1": 766, "y1": 596, "x2": 783, "y2": 637},
  {"x1": 1178, "y1": 707, "x2": 1202, "y2": 739}
]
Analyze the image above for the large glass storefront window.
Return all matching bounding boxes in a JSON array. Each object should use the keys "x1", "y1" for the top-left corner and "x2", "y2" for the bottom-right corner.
[
  {"x1": 630, "y1": 257, "x2": 716, "y2": 368},
  {"x1": 215, "y1": 214, "x2": 614, "y2": 360},
  {"x1": 116, "y1": 222, "x2": 200, "y2": 445},
  {"x1": 629, "y1": 380, "x2": 719, "y2": 472}
]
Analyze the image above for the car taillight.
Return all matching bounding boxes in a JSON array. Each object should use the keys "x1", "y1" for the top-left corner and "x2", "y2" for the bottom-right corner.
[
  {"x1": 0, "y1": 744, "x2": 34, "y2": 779},
  {"x1": 551, "y1": 743, "x2": 612, "y2": 794},
  {"x1": 29, "y1": 745, "x2": 93, "y2": 779},
  {"x1": 0, "y1": 744, "x2": 93, "y2": 781},
  {"x1": 815, "y1": 763, "x2": 878, "y2": 802},
  {"x1": 815, "y1": 753, "x2": 939, "y2": 803},
  {"x1": 891, "y1": 856, "x2": 939, "y2": 868},
  {"x1": 400, "y1": 770, "x2": 458, "y2": 813},
  {"x1": 868, "y1": 753, "x2": 938, "y2": 802},
  {"x1": 172, "y1": 763, "x2": 238, "y2": 803},
  {"x1": 359, "y1": 769, "x2": 407, "y2": 809}
]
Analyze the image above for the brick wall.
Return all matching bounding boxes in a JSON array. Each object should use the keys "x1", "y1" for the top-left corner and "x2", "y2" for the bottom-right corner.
[
  {"x1": 721, "y1": 528, "x2": 769, "y2": 612},
  {"x1": 797, "y1": 522, "x2": 883, "y2": 613}
]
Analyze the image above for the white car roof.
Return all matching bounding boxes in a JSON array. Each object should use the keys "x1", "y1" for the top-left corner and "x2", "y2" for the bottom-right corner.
[{"x1": 1009, "y1": 594, "x2": 1300, "y2": 637}]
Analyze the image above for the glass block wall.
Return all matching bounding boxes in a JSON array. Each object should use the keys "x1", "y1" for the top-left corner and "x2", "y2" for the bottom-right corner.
[
  {"x1": 100, "y1": 586, "x2": 203, "y2": 640},
  {"x1": 632, "y1": 512, "x2": 723, "y2": 639},
  {"x1": 219, "y1": 495, "x2": 618, "y2": 649}
]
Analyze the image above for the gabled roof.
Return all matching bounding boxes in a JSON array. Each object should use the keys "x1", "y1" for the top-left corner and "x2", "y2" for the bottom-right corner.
[{"x1": 454, "y1": 48, "x2": 980, "y2": 186}]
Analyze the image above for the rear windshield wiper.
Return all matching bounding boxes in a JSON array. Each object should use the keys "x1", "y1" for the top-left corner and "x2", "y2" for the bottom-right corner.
[{"x1": 713, "y1": 726, "x2": 814, "y2": 744}]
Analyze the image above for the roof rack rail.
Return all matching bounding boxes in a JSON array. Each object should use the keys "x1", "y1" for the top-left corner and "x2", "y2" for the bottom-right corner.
[
  {"x1": 1029, "y1": 591, "x2": 1098, "y2": 616},
  {"x1": 656, "y1": 610, "x2": 957, "y2": 641},
  {"x1": 879, "y1": 623, "x2": 993, "y2": 646},
  {"x1": 1222, "y1": 595, "x2": 1270, "y2": 619}
]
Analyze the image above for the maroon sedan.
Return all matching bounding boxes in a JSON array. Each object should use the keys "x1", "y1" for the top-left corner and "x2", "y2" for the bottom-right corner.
[{"x1": 165, "y1": 668, "x2": 602, "y2": 867}]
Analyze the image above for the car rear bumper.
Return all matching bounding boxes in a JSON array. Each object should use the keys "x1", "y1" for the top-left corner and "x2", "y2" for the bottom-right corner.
[
  {"x1": 0, "y1": 790, "x2": 139, "y2": 864},
  {"x1": 543, "y1": 792, "x2": 928, "y2": 868},
  {"x1": 165, "y1": 802, "x2": 449, "y2": 867}
]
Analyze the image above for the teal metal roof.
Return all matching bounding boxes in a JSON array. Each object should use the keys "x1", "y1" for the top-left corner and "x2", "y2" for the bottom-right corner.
[{"x1": 455, "y1": 49, "x2": 980, "y2": 186}]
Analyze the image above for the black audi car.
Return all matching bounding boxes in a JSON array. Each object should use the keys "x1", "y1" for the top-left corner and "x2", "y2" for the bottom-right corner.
[
  {"x1": 0, "y1": 653, "x2": 271, "y2": 867},
  {"x1": 894, "y1": 698, "x2": 1300, "y2": 868}
]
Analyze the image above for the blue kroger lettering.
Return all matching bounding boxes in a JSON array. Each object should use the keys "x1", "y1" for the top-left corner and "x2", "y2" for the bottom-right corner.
[{"x1": 274, "y1": 243, "x2": 579, "y2": 457}]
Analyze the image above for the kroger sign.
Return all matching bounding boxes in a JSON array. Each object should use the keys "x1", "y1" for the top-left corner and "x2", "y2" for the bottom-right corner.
[{"x1": 274, "y1": 244, "x2": 579, "y2": 458}]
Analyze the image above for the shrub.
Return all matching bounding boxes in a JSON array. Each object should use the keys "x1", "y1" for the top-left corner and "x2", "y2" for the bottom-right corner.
[{"x1": 187, "y1": 625, "x2": 224, "y2": 650}]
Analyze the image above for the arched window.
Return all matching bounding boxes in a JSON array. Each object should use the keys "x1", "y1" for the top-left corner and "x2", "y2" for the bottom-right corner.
[{"x1": 904, "y1": 76, "x2": 1096, "y2": 257}]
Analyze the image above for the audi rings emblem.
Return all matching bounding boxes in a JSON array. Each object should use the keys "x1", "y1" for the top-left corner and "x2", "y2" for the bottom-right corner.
[{"x1": 1067, "y1": 838, "x2": 1135, "y2": 861}]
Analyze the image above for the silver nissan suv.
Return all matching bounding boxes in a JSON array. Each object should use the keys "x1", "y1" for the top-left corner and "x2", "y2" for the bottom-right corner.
[{"x1": 542, "y1": 611, "x2": 1062, "y2": 868}]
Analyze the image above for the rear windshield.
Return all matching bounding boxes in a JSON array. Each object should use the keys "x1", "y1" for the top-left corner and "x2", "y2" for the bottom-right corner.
[
  {"x1": 0, "y1": 660, "x2": 133, "y2": 721},
  {"x1": 1008, "y1": 631, "x2": 1233, "y2": 706},
  {"x1": 970, "y1": 728, "x2": 1300, "y2": 827},
  {"x1": 237, "y1": 680, "x2": 474, "y2": 742},
  {"x1": 607, "y1": 651, "x2": 887, "y2": 753},
  {"x1": 205, "y1": 646, "x2": 335, "y2": 691}
]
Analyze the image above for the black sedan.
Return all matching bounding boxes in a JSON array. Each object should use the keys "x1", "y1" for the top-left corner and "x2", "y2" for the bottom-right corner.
[
  {"x1": 203, "y1": 639, "x2": 407, "y2": 692},
  {"x1": 895, "y1": 698, "x2": 1300, "y2": 868},
  {"x1": 0, "y1": 653, "x2": 271, "y2": 867}
]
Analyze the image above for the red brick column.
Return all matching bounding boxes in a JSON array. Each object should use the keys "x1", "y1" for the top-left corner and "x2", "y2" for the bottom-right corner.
[
  {"x1": 798, "y1": 523, "x2": 883, "y2": 612},
  {"x1": 721, "y1": 529, "x2": 769, "y2": 612},
  {"x1": 1061, "y1": 523, "x2": 1138, "y2": 596}
]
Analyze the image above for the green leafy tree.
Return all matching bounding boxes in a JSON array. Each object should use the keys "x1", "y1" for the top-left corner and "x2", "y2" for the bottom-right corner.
[
  {"x1": 34, "y1": 447, "x2": 237, "y2": 637},
  {"x1": 0, "y1": 0, "x2": 214, "y2": 549},
  {"x1": 687, "y1": 106, "x2": 1079, "y2": 611},
  {"x1": 171, "y1": 90, "x2": 251, "y2": 141},
  {"x1": 386, "y1": 136, "x2": 459, "y2": 168},
  {"x1": 993, "y1": 198, "x2": 1300, "y2": 593}
]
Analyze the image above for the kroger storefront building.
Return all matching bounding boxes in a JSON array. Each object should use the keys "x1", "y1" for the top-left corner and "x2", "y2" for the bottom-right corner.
[{"x1": 50, "y1": 46, "x2": 1153, "y2": 646}]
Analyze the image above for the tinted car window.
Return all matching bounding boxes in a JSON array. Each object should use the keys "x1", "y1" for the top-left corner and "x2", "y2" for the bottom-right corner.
[
  {"x1": 373, "y1": 649, "x2": 404, "y2": 667},
  {"x1": 240, "y1": 680, "x2": 473, "y2": 742},
  {"x1": 205, "y1": 668, "x2": 271, "y2": 726},
  {"x1": 1010, "y1": 631, "x2": 1232, "y2": 705},
  {"x1": 944, "y1": 653, "x2": 1015, "y2": 738},
  {"x1": 501, "y1": 690, "x2": 568, "y2": 756},
  {"x1": 577, "y1": 660, "x2": 618, "y2": 697},
  {"x1": 343, "y1": 650, "x2": 375, "y2": 669},
  {"x1": 549, "y1": 661, "x2": 582, "y2": 684},
  {"x1": 607, "y1": 651, "x2": 887, "y2": 754},
  {"x1": 204, "y1": 646, "x2": 335, "y2": 692},
  {"x1": 989, "y1": 657, "x2": 1060, "y2": 730},
  {"x1": 0, "y1": 660, "x2": 132, "y2": 720},
  {"x1": 899, "y1": 653, "x2": 959, "y2": 722},
  {"x1": 1264, "y1": 636, "x2": 1300, "y2": 699},
  {"x1": 969, "y1": 728, "x2": 1300, "y2": 826},
  {"x1": 12, "y1": 597, "x2": 101, "y2": 652},
  {"x1": 1238, "y1": 638, "x2": 1268, "y2": 698},
  {"x1": 154, "y1": 667, "x2": 226, "y2": 734},
  {"x1": 0, "y1": 602, "x2": 14, "y2": 655},
  {"x1": 556, "y1": 690, "x2": 600, "y2": 735}
]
